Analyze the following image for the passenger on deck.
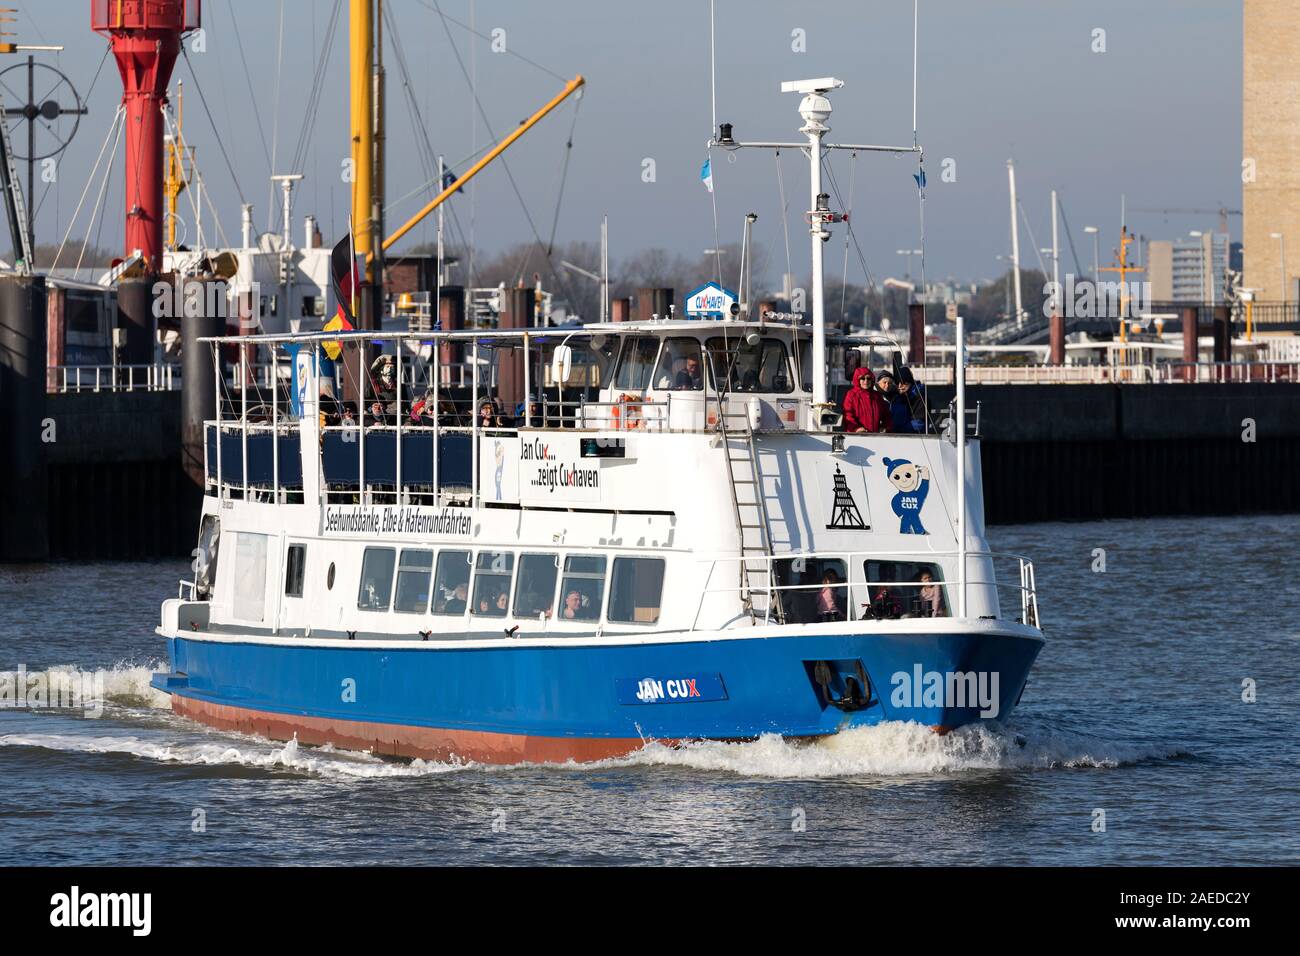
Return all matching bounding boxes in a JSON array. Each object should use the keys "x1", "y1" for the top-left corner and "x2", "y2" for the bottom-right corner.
[
  {"x1": 864, "y1": 565, "x2": 903, "y2": 619},
  {"x1": 843, "y1": 367, "x2": 889, "y2": 433},
  {"x1": 368, "y1": 355, "x2": 399, "y2": 424},
  {"x1": 319, "y1": 391, "x2": 345, "y2": 426},
  {"x1": 894, "y1": 367, "x2": 928, "y2": 434},
  {"x1": 816, "y1": 570, "x2": 846, "y2": 622},
  {"x1": 561, "y1": 589, "x2": 588, "y2": 620},
  {"x1": 479, "y1": 398, "x2": 512, "y2": 430},
  {"x1": 875, "y1": 368, "x2": 897, "y2": 408},
  {"x1": 515, "y1": 397, "x2": 544, "y2": 427},
  {"x1": 917, "y1": 568, "x2": 946, "y2": 617},
  {"x1": 443, "y1": 584, "x2": 467, "y2": 614}
]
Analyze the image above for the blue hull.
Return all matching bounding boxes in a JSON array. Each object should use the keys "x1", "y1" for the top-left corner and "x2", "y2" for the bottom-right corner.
[{"x1": 154, "y1": 627, "x2": 1042, "y2": 762}]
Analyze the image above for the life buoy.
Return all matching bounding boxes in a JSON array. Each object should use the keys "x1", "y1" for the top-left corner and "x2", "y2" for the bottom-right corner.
[{"x1": 613, "y1": 393, "x2": 643, "y2": 430}]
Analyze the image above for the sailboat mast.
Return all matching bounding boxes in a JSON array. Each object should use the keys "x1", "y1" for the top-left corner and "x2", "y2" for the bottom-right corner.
[{"x1": 1007, "y1": 159, "x2": 1024, "y2": 327}]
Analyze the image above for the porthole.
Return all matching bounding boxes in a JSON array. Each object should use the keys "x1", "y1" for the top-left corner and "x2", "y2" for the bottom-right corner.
[{"x1": 326, "y1": 562, "x2": 336, "y2": 590}]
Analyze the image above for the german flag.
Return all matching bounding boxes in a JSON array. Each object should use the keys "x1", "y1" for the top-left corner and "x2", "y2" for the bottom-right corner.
[{"x1": 324, "y1": 234, "x2": 359, "y2": 360}]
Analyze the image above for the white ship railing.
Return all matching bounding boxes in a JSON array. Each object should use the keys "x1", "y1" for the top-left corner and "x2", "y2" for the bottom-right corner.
[
  {"x1": 913, "y1": 360, "x2": 1299, "y2": 385},
  {"x1": 689, "y1": 549, "x2": 1040, "y2": 632},
  {"x1": 50, "y1": 363, "x2": 178, "y2": 393}
]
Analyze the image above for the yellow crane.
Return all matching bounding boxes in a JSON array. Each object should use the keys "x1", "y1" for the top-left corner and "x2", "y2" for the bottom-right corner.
[{"x1": 163, "y1": 80, "x2": 194, "y2": 251}]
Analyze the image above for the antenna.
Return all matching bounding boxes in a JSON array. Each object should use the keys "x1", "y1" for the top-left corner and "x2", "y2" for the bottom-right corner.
[{"x1": 709, "y1": 0, "x2": 717, "y2": 135}]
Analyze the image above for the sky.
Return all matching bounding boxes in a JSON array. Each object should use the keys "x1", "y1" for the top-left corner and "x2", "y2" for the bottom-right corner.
[{"x1": 7, "y1": 0, "x2": 1242, "y2": 288}]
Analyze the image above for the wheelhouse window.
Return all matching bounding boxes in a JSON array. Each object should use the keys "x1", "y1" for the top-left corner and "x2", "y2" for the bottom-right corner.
[
  {"x1": 862, "y1": 560, "x2": 947, "y2": 620},
  {"x1": 357, "y1": 547, "x2": 397, "y2": 611},
  {"x1": 393, "y1": 549, "x2": 434, "y2": 613},
  {"x1": 558, "y1": 555, "x2": 606, "y2": 622},
  {"x1": 772, "y1": 557, "x2": 848, "y2": 625},
  {"x1": 608, "y1": 557, "x2": 665, "y2": 624},
  {"x1": 514, "y1": 552, "x2": 559, "y2": 619},
  {"x1": 613, "y1": 336, "x2": 660, "y2": 391},
  {"x1": 652, "y1": 338, "x2": 704, "y2": 391},
  {"x1": 284, "y1": 544, "x2": 306, "y2": 598},
  {"x1": 706, "y1": 336, "x2": 793, "y2": 393},
  {"x1": 471, "y1": 551, "x2": 515, "y2": 617},
  {"x1": 431, "y1": 550, "x2": 471, "y2": 615}
]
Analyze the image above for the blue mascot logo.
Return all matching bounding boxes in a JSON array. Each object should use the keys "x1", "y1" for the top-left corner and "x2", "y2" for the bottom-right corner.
[{"x1": 882, "y1": 457, "x2": 930, "y2": 534}]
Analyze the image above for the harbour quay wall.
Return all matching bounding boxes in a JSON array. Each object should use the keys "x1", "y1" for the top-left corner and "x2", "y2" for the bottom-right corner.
[
  {"x1": 926, "y1": 383, "x2": 1300, "y2": 524},
  {"x1": 41, "y1": 391, "x2": 197, "y2": 560}
]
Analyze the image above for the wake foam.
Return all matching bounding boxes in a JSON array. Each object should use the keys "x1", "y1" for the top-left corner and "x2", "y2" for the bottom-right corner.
[
  {"x1": 0, "y1": 710, "x2": 1184, "y2": 781},
  {"x1": 607, "y1": 720, "x2": 1186, "y2": 778},
  {"x1": 0, "y1": 732, "x2": 467, "y2": 779}
]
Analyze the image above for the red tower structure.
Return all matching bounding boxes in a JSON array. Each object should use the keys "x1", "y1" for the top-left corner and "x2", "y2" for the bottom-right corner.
[{"x1": 92, "y1": 0, "x2": 200, "y2": 271}]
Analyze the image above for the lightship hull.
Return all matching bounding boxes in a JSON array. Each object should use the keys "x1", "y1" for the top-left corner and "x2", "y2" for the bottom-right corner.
[{"x1": 152, "y1": 626, "x2": 1043, "y2": 764}]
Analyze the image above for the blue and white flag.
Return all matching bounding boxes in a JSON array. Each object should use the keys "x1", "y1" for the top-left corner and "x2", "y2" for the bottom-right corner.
[
  {"x1": 283, "y1": 344, "x2": 334, "y2": 419},
  {"x1": 700, "y1": 157, "x2": 713, "y2": 193}
]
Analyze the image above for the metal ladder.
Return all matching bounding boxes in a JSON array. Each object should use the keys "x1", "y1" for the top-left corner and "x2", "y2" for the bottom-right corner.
[
  {"x1": 709, "y1": 343, "x2": 778, "y2": 621},
  {"x1": 0, "y1": 92, "x2": 33, "y2": 274}
]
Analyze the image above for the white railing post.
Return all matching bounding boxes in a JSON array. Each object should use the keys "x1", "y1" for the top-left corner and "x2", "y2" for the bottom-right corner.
[{"x1": 396, "y1": 343, "x2": 404, "y2": 503}]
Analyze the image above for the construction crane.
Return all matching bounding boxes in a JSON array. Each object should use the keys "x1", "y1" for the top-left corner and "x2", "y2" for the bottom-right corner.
[
  {"x1": 162, "y1": 81, "x2": 194, "y2": 252},
  {"x1": 1135, "y1": 206, "x2": 1242, "y2": 234}
]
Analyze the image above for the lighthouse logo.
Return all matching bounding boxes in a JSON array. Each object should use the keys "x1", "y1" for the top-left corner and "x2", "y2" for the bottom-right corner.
[{"x1": 826, "y1": 464, "x2": 867, "y2": 529}]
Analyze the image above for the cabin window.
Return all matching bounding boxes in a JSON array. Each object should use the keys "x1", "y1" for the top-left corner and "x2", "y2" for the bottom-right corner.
[
  {"x1": 861, "y1": 560, "x2": 947, "y2": 620},
  {"x1": 558, "y1": 555, "x2": 606, "y2": 622},
  {"x1": 472, "y1": 551, "x2": 515, "y2": 617},
  {"x1": 706, "y1": 336, "x2": 792, "y2": 393},
  {"x1": 431, "y1": 550, "x2": 471, "y2": 615},
  {"x1": 284, "y1": 544, "x2": 306, "y2": 598},
  {"x1": 514, "y1": 552, "x2": 559, "y2": 619},
  {"x1": 357, "y1": 547, "x2": 397, "y2": 611},
  {"x1": 393, "y1": 549, "x2": 434, "y2": 613},
  {"x1": 608, "y1": 557, "x2": 665, "y2": 624},
  {"x1": 613, "y1": 336, "x2": 660, "y2": 391},
  {"x1": 652, "y1": 338, "x2": 704, "y2": 391},
  {"x1": 772, "y1": 557, "x2": 848, "y2": 625},
  {"x1": 232, "y1": 532, "x2": 270, "y2": 623}
]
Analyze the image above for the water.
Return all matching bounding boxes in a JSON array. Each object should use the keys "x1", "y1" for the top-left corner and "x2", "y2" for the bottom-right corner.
[{"x1": 2, "y1": 514, "x2": 1296, "y2": 865}]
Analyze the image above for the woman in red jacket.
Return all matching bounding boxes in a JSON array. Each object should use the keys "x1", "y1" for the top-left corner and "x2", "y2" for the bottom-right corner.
[{"x1": 842, "y1": 366, "x2": 890, "y2": 432}]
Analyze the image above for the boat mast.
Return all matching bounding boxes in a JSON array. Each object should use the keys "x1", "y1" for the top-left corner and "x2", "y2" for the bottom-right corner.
[{"x1": 787, "y1": 78, "x2": 842, "y2": 429}]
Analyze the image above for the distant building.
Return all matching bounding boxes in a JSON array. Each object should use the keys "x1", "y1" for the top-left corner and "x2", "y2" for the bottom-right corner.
[
  {"x1": 1147, "y1": 233, "x2": 1231, "y2": 303},
  {"x1": 1243, "y1": 0, "x2": 1300, "y2": 301}
]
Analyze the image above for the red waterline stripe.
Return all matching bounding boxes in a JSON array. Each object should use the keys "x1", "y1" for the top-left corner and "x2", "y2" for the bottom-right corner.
[{"x1": 171, "y1": 694, "x2": 652, "y2": 765}]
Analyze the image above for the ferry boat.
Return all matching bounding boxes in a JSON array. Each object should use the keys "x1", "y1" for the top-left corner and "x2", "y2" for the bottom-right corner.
[{"x1": 153, "y1": 78, "x2": 1044, "y2": 764}]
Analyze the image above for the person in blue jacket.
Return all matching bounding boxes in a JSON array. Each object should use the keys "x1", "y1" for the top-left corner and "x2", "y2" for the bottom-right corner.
[{"x1": 894, "y1": 367, "x2": 928, "y2": 433}]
